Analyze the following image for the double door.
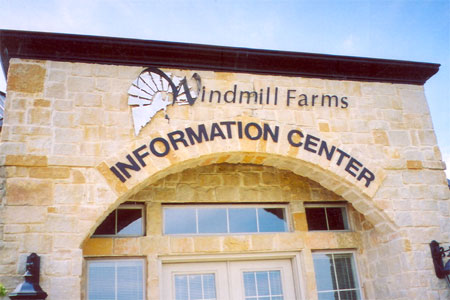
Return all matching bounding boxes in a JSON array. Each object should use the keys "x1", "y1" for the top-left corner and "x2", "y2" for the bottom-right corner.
[{"x1": 162, "y1": 259, "x2": 297, "y2": 300}]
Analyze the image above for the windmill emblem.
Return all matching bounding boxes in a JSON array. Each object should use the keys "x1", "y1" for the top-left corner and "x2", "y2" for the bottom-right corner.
[{"x1": 128, "y1": 67, "x2": 201, "y2": 135}]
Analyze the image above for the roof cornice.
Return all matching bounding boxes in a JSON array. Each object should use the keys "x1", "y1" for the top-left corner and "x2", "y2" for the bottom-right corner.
[{"x1": 0, "y1": 29, "x2": 440, "y2": 85}]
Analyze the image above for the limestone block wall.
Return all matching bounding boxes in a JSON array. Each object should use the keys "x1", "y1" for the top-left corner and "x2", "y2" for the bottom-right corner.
[{"x1": 0, "y1": 58, "x2": 448, "y2": 299}]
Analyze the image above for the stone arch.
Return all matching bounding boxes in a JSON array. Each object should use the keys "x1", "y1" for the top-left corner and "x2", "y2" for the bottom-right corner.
[{"x1": 83, "y1": 146, "x2": 395, "y2": 246}]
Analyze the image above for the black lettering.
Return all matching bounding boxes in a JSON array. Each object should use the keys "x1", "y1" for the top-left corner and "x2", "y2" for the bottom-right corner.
[
  {"x1": 345, "y1": 157, "x2": 363, "y2": 177},
  {"x1": 201, "y1": 86, "x2": 206, "y2": 102},
  {"x1": 336, "y1": 149, "x2": 350, "y2": 166},
  {"x1": 318, "y1": 140, "x2": 336, "y2": 160},
  {"x1": 259, "y1": 89, "x2": 263, "y2": 104},
  {"x1": 263, "y1": 123, "x2": 279, "y2": 142},
  {"x1": 287, "y1": 129, "x2": 304, "y2": 147},
  {"x1": 357, "y1": 167, "x2": 375, "y2": 187},
  {"x1": 167, "y1": 130, "x2": 189, "y2": 150},
  {"x1": 287, "y1": 89, "x2": 296, "y2": 106},
  {"x1": 237, "y1": 121, "x2": 243, "y2": 138},
  {"x1": 209, "y1": 90, "x2": 221, "y2": 103},
  {"x1": 149, "y1": 137, "x2": 170, "y2": 157},
  {"x1": 185, "y1": 124, "x2": 209, "y2": 145},
  {"x1": 115, "y1": 154, "x2": 141, "y2": 179},
  {"x1": 224, "y1": 85, "x2": 237, "y2": 103},
  {"x1": 298, "y1": 94, "x2": 308, "y2": 106},
  {"x1": 210, "y1": 123, "x2": 227, "y2": 140},
  {"x1": 321, "y1": 95, "x2": 339, "y2": 107},
  {"x1": 266, "y1": 87, "x2": 270, "y2": 104},
  {"x1": 110, "y1": 166, "x2": 126, "y2": 183},
  {"x1": 179, "y1": 74, "x2": 200, "y2": 105},
  {"x1": 220, "y1": 121, "x2": 236, "y2": 138},
  {"x1": 341, "y1": 97, "x2": 349, "y2": 108},
  {"x1": 274, "y1": 87, "x2": 278, "y2": 105},
  {"x1": 239, "y1": 91, "x2": 258, "y2": 104},
  {"x1": 132, "y1": 144, "x2": 150, "y2": 167},
  {"x1": 312, "y1": 95, "x2": 318, "y2": 106},
  {"x1": 304, "y1": 134, "x2": 320, "y2": 153},
  {"x1": 245, "y1": 122, "x2": 262, "y2": 140}
]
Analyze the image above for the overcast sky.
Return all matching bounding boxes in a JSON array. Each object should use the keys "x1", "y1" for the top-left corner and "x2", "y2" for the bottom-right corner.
[{"x1": 1, "y1": 0, "x2": 449, "y2": 176}]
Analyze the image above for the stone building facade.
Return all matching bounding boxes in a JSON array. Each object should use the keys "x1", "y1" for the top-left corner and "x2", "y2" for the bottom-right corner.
[{"x1": 0, "y1": 30, "x2": 449, "y2": 299}]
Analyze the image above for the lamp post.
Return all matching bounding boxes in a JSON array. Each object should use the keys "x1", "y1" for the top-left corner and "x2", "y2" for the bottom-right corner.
[{"x1": 9, "y1": 253, "x2": 47, "y2": 300}]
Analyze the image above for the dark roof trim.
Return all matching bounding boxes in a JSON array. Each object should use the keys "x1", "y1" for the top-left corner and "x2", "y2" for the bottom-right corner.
[{"x1": 0, "y1": 30, "x2": 440, "y2": 85}]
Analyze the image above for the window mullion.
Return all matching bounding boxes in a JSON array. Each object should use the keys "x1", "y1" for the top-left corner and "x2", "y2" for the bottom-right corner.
[
  {"x1": 255, "y1": 208, "x2": 260, "y2": 233},
  {"x1": 200, "y1": 274, "x2": 205, "y2": 299},
  {"x1": 324, "y1": 207, "x2": 330, "y2": 230},
  {"x1": 114, "y1": 261, "x2": 118, "y2": 300},
  {"x1": 187, "y1": 275, "x2": 191, "y2": 300},
  {"x1": 115, "y1": 209, "x2": 118, "y2": 235},
  {"x1": 226, "y1": 208, "x2": 230, "y2": 233},
  {"x1": 331, "y1": 254, "x2": 341, "y2": 300},
  {"x1": 195, "y1": 208, "x2": 199, "y2": 234}
]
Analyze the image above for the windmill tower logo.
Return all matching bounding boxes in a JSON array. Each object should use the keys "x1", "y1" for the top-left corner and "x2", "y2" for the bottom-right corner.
[{"x1": 128, "y1": 67, "x2": 201, "y2": 135}]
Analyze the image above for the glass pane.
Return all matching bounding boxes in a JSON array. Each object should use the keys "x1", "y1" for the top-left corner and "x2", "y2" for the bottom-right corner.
[
  {"x1": 203, "y1": 274, "x2": 217, "y2": 299},
  {"x1": 340, "y1": 290, "x2": 361, "y2": 300},
  {"x1": 243, "y1": 272, "x2": 257, "y2": 297},
  {"x1": 326, "y1": 207, "x2": 347, "y2": 230},
  {"x1": 175, "y1": 275, "x2": 188, "y2": 300},
  {"x1": 165, "y1": 208, "x2": 197, "y2": 234},
  {"x1": 93, "y1": 211, "x2": 116, "y2": 235},
  {"x1": 255, "y1": 272, "x2": 270, "y2": 296},
  {"x1": 313, "y1": 254, "x2": 337, "y2": 291},
  {"x1": 269, "y1": 271, "x2": 283, "y2": 295},
  {"x1": 175, "y1": 274, "x2": 217, "y2": 300},
  {"x1": 229, "y1": 208, "x2": 257, "y2": 233},
  {"x1": 117, "y1": 208, "x2": 143, "y2": 235},
  {"x1": 198, "y1": 208, "x2": 227, "y2": 234},
  {"x1": 88, "y1": 261, "x2": 115, "y2": 300},
  {"x1": 258, "y1": 208, "x2": 287, "y2": 232},
  {"x1": 117, "y1": 261, "x2": 144, "y2": 300},
  {"x1": 305, "y1": 208, "x2": 328, "y2": 230},
  {"x1": 318, "y1": 291, "x2": 338, "y2": 300},
  {"x1": 189, "y1": 275, "x2": 203, "y2": 300},
  {"x1": 334, "y1": 254, "x2": 358, "y2": 290}
]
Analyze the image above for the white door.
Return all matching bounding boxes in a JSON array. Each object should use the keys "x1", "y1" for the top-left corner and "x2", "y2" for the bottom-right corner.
[{"x1": 162, "y1": 259, "x2": 297, "y2": 300}]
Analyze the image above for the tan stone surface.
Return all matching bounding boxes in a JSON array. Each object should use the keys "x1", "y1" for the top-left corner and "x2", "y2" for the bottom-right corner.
[
  {"x1": 5, "y1": 155, "x2": 48, "y2": 167},
  {"x1": 82, "y1": 238, "x2": 113, "y2": 255},
  {"x1": 6, "y1": 178, "x2": 53, "y2": 205},
  {"x1": 1, "y1": 60, "x2": 449, "y2": 300},
  {"x1": 7, "y1": 63, "x2": 46, "y2": 93}
]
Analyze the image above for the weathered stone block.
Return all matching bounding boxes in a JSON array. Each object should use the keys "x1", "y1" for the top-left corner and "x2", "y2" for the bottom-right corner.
[
  {"x1": 8, "y1": 63, "x2": 46, "y2": 93},
  {"x1": 223, "y1": 236, "x2": 250, "y2": 252},
  {"x1": 82, "y1": 238, "x2": 113, "y2": 255},
  {"x1": 29, "y1": 167, "x2": 70, "y2": 179},
  {"x1": 6, "y1": 178, "x2": 53, "y2": 205},
  {"x1": 406, "y1": 160, "x2": 423, "y2": 170}
]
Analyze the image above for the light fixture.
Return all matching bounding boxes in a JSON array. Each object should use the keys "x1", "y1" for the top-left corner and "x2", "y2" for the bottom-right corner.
[
  {"x1": 9, "y1": 253, "x2": 48, "y2": 299},
  {"x1": 430, "y1": 240, "x2": 450, "y2": 287}
]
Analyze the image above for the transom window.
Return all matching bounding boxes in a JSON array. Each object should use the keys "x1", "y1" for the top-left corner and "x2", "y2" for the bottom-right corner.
[
  {"x1": 305, "y1": 203, "x2": 349, "y2": 231},
  {"x1": 93, "y1": 203, "x2": 145, "y2": 237},
  {"x1": 163, "y1": 205, "x2": 288, "y2": 235},
  {"x1": 313, "y1": 252, "x2": 362, "y2": 300}
]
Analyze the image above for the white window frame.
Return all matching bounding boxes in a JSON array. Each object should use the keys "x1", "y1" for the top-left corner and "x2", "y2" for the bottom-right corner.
[
  {"x1": 312, "y1": 250, "x2": 363, "y2": 300},
  {"x1": 86, "y1": 257, "x2": 146, "y2": 300},
  {"x1": 159, "y1": 252, "x2": 306, "y2": 300},
  {"x1": 93, "y1": 203, "x2": 145, "y2": 237},
  {"x1": 304, "y1": 202, "x2": 351, "y2": 232},
  {"x1": 162, "y1": 204, "x2": 291, "y2": 236}
]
